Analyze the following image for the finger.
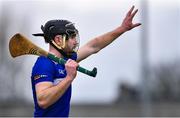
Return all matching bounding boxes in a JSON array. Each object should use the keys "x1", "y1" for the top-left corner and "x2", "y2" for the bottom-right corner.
[
  {"x1": 72, "y1": 61, "x2": 78, "y2": 67},
  {"x1": 130, "y1": 9, "x2": 138, "y2": 19},
  {"x1": 66, "y1": 59, "x2": 72, "y2": 63},
  {"x1": 132, "y1": 23, "x2": 142, "y2": 28},
  {"x1": 68, "y1": 60, "x2": 77, "y2": 65},
  {"x1": 127, "y1": 5, "x2": 135, "y2": 17}
]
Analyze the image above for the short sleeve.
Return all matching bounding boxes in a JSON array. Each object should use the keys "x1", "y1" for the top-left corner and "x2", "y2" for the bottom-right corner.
[
  {"x1": 31, "y1": 56, "x2": 55, "y2": 84},
  {"x1": 71, "y1": 52, "x2": 77, "y2": 60}
]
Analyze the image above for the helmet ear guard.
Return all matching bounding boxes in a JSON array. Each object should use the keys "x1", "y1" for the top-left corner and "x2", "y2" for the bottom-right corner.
[{"x1": 51, "y1": 34, "x2": 67, "y2": 50}]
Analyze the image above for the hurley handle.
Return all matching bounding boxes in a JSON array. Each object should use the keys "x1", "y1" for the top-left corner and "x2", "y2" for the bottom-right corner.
[{"x1": 47, "y1": 53, "x2": 97, "y2": 77}]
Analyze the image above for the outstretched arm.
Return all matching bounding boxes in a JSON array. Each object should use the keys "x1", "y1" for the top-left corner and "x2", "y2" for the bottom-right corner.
[{"x1": 77, "y1": 6, "x2": 141, "y2": 62}]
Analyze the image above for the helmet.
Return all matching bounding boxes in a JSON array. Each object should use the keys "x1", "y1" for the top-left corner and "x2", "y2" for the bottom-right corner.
[
  {"x1": 33, "y1": 19, "x2": 79, "y2": 43},
  {"x1": 33, "y1": 19, "x2": 80, "y2": 52}
]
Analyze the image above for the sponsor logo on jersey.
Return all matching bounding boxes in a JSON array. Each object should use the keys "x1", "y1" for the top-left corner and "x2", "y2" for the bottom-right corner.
[
  {"x1": 34, "y1": 75, "x2": 48, "y2": 80},
  {"x1": 58, "y1": 69, "x2": 66, "y2": 75}
]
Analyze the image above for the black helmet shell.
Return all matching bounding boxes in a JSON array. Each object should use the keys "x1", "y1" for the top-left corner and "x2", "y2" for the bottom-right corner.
[{"x1": 33, "y1": 19, "x2": 78, "y2": 43}]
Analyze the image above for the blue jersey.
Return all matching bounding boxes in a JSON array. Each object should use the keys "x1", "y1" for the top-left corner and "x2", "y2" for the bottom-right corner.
[{"x1": 31, "y1": 53, "x2": 77, "y2": 117}]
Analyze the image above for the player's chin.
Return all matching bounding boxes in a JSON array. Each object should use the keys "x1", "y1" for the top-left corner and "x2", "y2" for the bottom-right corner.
[{"x1": 67, "y1": 49, "x2": 74, "y2": 53}]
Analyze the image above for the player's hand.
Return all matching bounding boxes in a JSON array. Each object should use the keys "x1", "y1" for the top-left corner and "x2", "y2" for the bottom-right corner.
[
  {"x1": 121, "y1": 5, "x2": 141, "y2": 31},
  {"x1": 65, "y1": 59, "x2": 78, "y2": 80}
]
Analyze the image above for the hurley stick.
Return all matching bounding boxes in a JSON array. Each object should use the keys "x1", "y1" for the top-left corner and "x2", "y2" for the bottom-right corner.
[{"x1": 9, "y1": 33, "x2": 97, "y2": 77}]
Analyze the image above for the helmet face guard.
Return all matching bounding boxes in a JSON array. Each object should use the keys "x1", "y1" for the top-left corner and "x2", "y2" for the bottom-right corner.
[{"x1": 66, "y1": 29, "x2": 80, "y2": 52}]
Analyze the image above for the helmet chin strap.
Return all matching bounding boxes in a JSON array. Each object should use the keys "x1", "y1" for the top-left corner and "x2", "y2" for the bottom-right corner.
[{"x1": 50, "y1": 35, "x2": 73, "y2": 58}]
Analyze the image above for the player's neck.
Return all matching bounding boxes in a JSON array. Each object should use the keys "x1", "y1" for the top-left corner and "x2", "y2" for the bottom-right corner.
[{"x1": 49, "y1": 45, "x2": 63, "y2": 58}]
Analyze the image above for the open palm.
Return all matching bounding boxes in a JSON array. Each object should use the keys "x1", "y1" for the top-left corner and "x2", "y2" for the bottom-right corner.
[{"x1": 121, "y1": 6, "x2": 141, "y2": 31}]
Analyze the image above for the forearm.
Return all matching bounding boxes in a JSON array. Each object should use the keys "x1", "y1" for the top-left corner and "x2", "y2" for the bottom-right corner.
[
  {"x1": 37, "y1": 77, "x2": 73, "y2": 109},
  {"x1": 77, "y1": 26, "x2": 127, "y2": 62},
  {"x1": 93, "y1": 26, "x2": 127, "y2": 51}
]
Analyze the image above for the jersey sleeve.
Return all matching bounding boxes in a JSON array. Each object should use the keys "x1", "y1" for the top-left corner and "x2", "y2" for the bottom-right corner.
[
  {"x1": 31, "y1": 56, "x2": 55, "y2": 85},
  {"x1": 71, "y1": 52, "x2": 77, "y2": 61}
]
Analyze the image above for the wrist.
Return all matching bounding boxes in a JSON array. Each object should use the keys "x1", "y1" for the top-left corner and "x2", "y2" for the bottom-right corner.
[
  {"x1": 113, "y1": 26, "x2": 127, "y2": 37},
  {"x1": 118, "y1": 26, "x2": 128, "y2": 33},
  {"x1": 65, "y1": 75, "x2": 74, "y2": 82}
]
